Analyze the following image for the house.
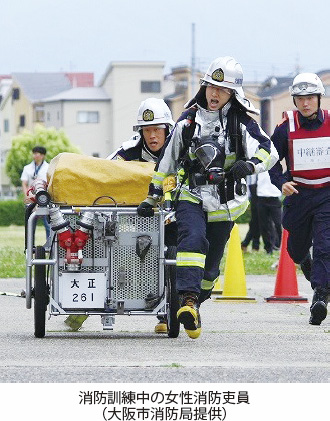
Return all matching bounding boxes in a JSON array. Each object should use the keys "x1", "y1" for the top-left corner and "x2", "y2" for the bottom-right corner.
[
  {"x1": 0, "y1": 72, "x2": 93, "y2": 197},
  {"x1": 0, "y1": 63, "x2": 166, "y2": 196},
  {"x1": 0, "y1": 76, "x2": 13, "y2": 198},
  {"x1": 164, "y1": 66, "x2": 204, "y2": 121},
  {"x1": 42, "y1": 87, "x2": 111, "y2": 158},
  {"x1": 99, "y1": 61, "x2": 166, "y2": 153}
]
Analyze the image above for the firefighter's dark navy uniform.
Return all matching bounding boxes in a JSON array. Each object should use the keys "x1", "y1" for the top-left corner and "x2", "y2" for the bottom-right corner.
[
  {"x1": 269, "y1": 72, "x2": 330, "y2": 325},
  {"x1": 138, "y1": 56, "x2": 279, "y2": 338}
]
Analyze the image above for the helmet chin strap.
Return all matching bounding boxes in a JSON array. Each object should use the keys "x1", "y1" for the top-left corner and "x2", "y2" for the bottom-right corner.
[{"x1": 293, "y1": 95, "x2": 320, "y2": 119}]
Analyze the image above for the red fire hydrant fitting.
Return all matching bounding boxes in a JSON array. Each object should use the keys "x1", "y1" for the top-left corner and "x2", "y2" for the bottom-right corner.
[{"x1": 58, "y1": 229, "x2": 89, "y2": 264}]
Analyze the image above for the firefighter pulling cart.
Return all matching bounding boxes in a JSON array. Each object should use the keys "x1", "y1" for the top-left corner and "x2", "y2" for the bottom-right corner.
[{"x1": 24, "y1": 153, "x2": 179, "y2": 338}]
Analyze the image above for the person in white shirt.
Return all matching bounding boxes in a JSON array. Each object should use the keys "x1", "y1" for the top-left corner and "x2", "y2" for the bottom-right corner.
[{"x1": 21, "y1": 146, "x2": 50, "y2": 238}]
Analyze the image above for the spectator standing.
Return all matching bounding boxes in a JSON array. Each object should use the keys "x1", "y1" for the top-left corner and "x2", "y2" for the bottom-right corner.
[
  {"x1": 256, "y1": 171, "x2": 282, "y2": 255},
  {"x1": 241, "y1": 174, "x2": 260, "y2": 252},
  {"x1": 21, "y1": 146, "x2": 50, "y2": 238}
]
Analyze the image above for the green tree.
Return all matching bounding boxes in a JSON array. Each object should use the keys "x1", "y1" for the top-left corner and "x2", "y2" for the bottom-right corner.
[{"x1": 5, "y1": 124, "x2": 81, "y2": 186}]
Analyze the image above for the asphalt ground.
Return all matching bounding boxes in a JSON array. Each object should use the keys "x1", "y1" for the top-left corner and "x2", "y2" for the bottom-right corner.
[{"x1": 0, "y1": 275, "x2": 329, "y2": 384}]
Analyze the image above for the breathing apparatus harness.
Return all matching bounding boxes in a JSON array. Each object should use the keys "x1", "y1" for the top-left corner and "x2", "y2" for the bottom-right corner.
[{"x1": 176, "y1": 103, "x2": 247, "y2": 208}]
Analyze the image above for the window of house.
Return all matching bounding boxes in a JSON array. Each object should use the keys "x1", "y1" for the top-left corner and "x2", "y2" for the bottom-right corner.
[
  {"x1": 77, "y1": 111, "x2": 99, "y2": 123},
  {"x1": 141, "y1": 81, "x2": 161, "y2": 93},
  {"x1": 324, "y1": 85, "x2": 330, "y2": 97},
  {"x1": 12, "y1": 88, "x2": 20, "y2": 100},
  {"x1": 19, "y1": 115, "x2": 25, "y2": 127},
  {"x1": 4, "y1": 119, "x2": 9, "y2": 132},
  {"x1": 35, "y1": 106, "x2": 44, "y2": 123}
]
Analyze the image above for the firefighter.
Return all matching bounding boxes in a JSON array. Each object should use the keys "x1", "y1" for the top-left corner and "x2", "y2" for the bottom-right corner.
[
  {"x1": 107, "y1": 98, "x2": 174, "y2": 161},
  {"x1": 65, "y1": 98, "x2": 175, "y2": 333},
  {"x1": 137, "y1": 56, "x2": 279, "y2": 339},
  {"x1": 269, "y1": 73, "x2": 330, "y2": 325}
]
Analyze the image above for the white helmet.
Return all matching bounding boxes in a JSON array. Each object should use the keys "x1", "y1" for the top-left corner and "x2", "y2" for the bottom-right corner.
[
  {"x1": 289, "y1": 73, "x2": 325, "y2": 96},
  {"x1": 201, "y1": 56, "x2": 243, "y2": 91},
  {"x1": 200, "y1": 56, "x2": 259, "y2": 115},
  {"x1": 133, "y1": 98, "x2": 175, "y2": 131}
]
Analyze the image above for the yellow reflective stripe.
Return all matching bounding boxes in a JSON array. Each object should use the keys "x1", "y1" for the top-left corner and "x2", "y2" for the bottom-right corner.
[
  {"x1": 179, "y1": 190, "x2": 201, "y2": 204},
  {"x1": 177, "y1": 168, "x2": 185, "y2": 183},
  {"x1": 207, "y1": 200, "x2": 249, "y2": 222},
  {"x1": 201, "y1": 279, "x2": 215, "y2": 290},
  {"x1": 151, "y1": 171, "x2": 166, "y2": 186},
  {"x1": 254, "y1": 148, "x2": 270, "y2": 163},
  {"x1": 176, "y1": 252, "x2": 206, "y2": 268}
]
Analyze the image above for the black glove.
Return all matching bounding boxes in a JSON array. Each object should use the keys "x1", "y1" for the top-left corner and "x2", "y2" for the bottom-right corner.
[
  {"x1": 137, "y1": 201, "x2": 154, "y2": 217},
  {"x1": 230, "y1": 160, "x2": 254, "y2": 180}
]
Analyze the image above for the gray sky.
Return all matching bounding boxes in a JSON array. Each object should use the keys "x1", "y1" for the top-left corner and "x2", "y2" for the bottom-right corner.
[{"x1": 0, "y1": 0, "x2": 329, "y2": 84}]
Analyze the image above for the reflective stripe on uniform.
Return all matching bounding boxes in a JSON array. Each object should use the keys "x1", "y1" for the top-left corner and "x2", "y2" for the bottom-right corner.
[
  {"x1": 201, "y1": 279, "x2": 215, "y2": 290},
  {"x1": 176, "y1": 252, "x2": 206, "y2": 268},
  {"x1": 179, "y1": 189, "x2": 201, "y2": 204},
  {"x1": 254, "y1": 148, "x2": 270, "y2": 164},
  {"x1": 151, "y1": 171, "x2": 167, "y2": 187},
  {"x1": 207, "y1": 200, "x2": 249, "y2": 222}
]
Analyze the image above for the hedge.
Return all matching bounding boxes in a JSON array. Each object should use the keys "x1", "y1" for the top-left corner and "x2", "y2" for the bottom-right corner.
[
  {"x1": 0, "y1": 199, "x2": 25, "y2": 226},
  {"x1": 0, "y1": 199, "x2": 252, "y2": 226}
]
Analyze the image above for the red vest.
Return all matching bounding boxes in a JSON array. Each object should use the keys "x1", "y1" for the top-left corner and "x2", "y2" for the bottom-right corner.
[{"x1": 286, "y1": 109, "x2": 330, "y2": 188}]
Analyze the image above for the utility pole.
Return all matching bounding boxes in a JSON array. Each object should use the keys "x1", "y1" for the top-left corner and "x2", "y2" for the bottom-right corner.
[
  {"x1": 295, "y1": 53, "x2": 301, "y2": 75},
  {"x1": 191, "y1": 23, "x2": 196, "y2": 97}
]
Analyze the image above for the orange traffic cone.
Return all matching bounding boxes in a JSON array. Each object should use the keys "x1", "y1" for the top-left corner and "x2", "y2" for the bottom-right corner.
[
  {"x1": 266, "y1": 229, "x2": 308, "y2": 302},
  {"x1": 213, "y1": 224, "x2": 256, "y2": 302}
]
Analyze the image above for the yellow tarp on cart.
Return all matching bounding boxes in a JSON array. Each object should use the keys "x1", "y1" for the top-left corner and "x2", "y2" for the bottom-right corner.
[{"x1": 47, "y1": 153, "x2": 155, "y2": 206}]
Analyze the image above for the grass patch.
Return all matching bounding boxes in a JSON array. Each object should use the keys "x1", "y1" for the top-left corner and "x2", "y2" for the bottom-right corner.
[
  {"x1": 0, "y1": 224, "x2": 299, "y2": 278},
  {"x1": 0, "y1": 225, "x2": 46, "y2": 278}
]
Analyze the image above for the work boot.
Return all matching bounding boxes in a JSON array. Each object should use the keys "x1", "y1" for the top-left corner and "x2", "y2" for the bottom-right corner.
[
  {"x1": 64, "y1": 315, "x2": 88, "y2": 331},
  {"x1": 177, "y1": 292, "x2": 201, "y2": 339},
  {"x1": 309, "y1": 287, "x2": 328, "y2": 325},
  {"x1": 154, "y1": 317, "x2": 168, "y2": 334}
]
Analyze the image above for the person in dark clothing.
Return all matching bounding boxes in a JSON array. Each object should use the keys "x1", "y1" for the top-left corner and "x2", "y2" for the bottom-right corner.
[
  {"x1": 138, "y1": 56, "x2": 279, "y2": 339},
  {"x1": 256, "y1": 171, "x2": 282, "y2": 255},
  {"x1": 107, "y1": 98, "x2": 174, "y2": 162},
  {"x1": 241, "y1": 175, "x2": 260, "y2": 252},
  {"x1": 66, "y1": 98, "x2": 175, "y2": 333},
  {"x1": 269, "y1": 72, "x2": 329, "y2": 325}
]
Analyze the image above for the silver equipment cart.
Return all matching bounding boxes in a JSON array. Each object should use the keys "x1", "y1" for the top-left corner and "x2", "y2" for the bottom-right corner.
[{"x1": 25, "y1": 201, "x2": 179, "y2": 338}]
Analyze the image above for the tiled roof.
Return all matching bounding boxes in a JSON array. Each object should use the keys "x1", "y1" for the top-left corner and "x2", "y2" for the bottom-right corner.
[
  {"x1": 13, "y1": 73, "x2": 72, "y2": 102},
  {"x1": 65, "y1": 73, "x2": 94, "y2": 87},
  {"x1": 257, "y1": 76, "x2": 293, "y2": 98},
  {"x1": 257, "y1": 70, "x2": 330, "y2": 98},
  {"x1": 42, "y1": 87, "x2": 110, "y2": 102},
  {"x1": 12, "y1": 72, "x2": 94, "y2": 102}
]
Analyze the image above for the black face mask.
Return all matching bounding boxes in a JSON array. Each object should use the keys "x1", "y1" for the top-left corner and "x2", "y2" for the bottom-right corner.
[{"x1": 194, "y1": 136, "x2": 226, "y2": 184}]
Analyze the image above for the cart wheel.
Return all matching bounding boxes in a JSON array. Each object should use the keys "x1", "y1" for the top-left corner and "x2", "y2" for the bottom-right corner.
[
  {"x1": 165, "y1": 246, "x2": 180, "y2": 338},
  {"x1": 34, "y1": 246, "x2": 48, "y2": 338}
]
